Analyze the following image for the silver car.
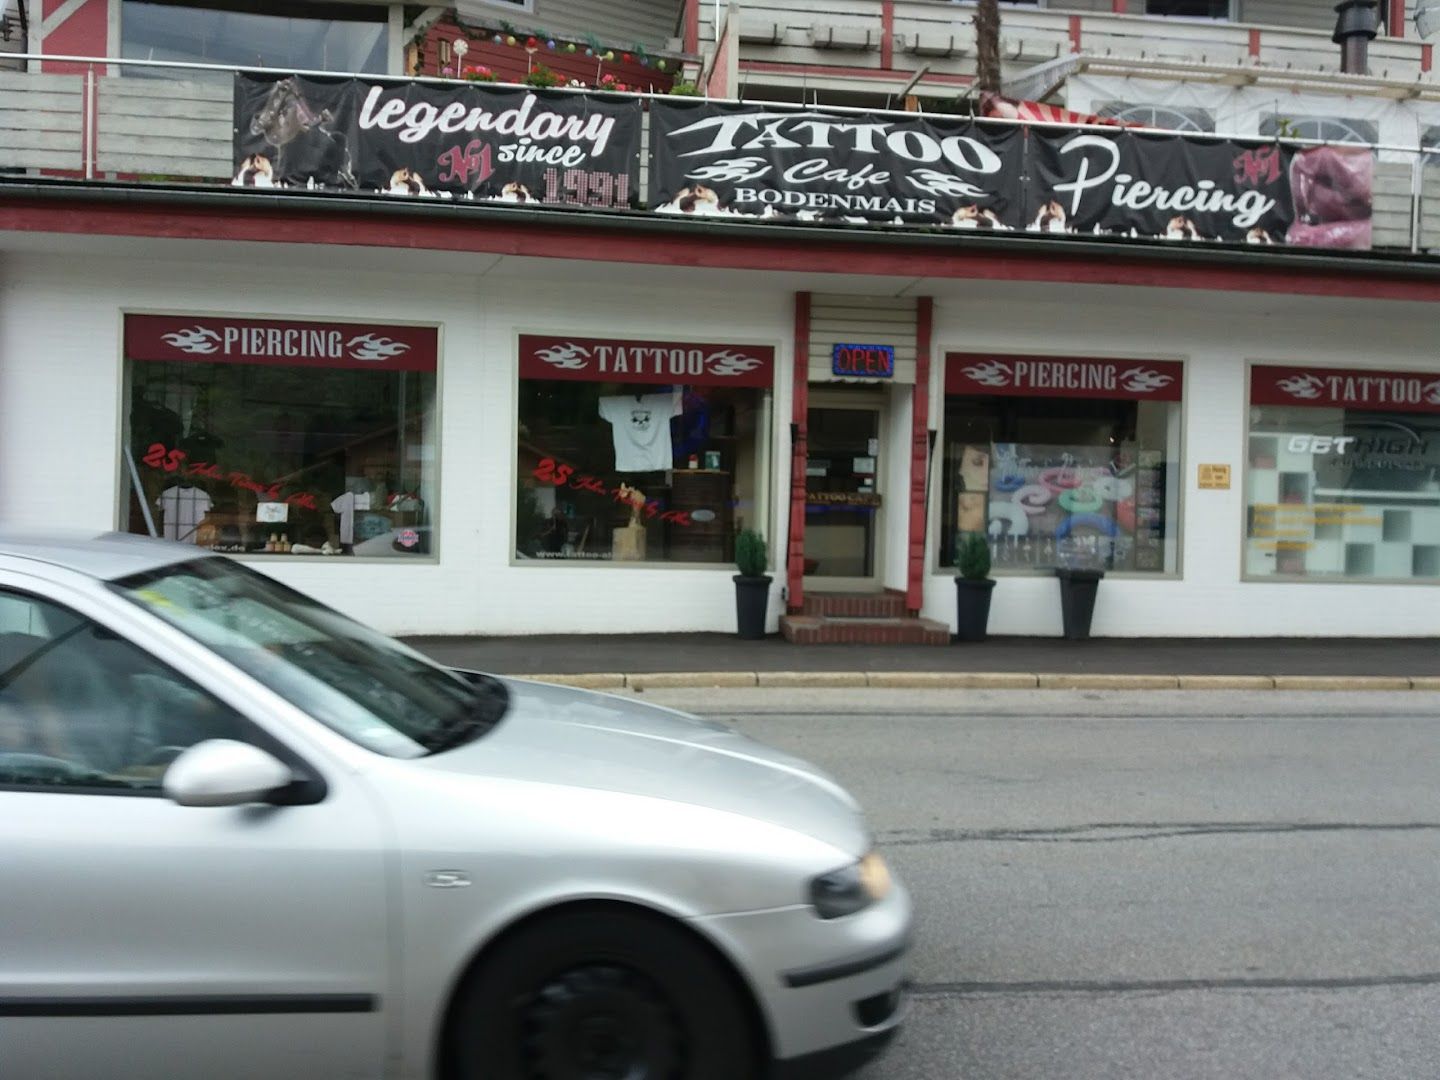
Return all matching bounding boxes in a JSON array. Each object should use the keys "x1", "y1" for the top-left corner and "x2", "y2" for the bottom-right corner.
[{"x1": 0, "y1": 533, "x2": 910, "y2": 1080}]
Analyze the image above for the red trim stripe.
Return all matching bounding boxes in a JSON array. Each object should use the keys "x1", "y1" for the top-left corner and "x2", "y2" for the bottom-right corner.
[
  {"x1": 787, "y1": 292, "x2": 811, "y2": 614},
  {"x1": 5, "y1": 199, "x2": 1440, "y2": 304}
]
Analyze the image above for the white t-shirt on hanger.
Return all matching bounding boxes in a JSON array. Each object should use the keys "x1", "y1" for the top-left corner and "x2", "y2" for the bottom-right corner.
[
  {"x1": 157, "y1": 486, "x2": 213, "y2": 543},
  {"x1": 330, "y1": 490, "x2": 372, "y2": 546},
  {"x1": 597, "y1": 389, "x2": 683, "y2": 472}
]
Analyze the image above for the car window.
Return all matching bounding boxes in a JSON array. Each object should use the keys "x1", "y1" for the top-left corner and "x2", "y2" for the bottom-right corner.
[
  {"x1": 112, "y1": 558, "x2": 508, "y2": 758},
  {"x1": 0, "y1": 588, "x2": 246, "y2": 793}
]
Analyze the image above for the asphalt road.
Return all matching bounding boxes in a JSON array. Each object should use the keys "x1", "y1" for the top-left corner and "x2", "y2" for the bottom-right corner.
[{"x1": 632, "y1": 687, "x2": 1440, "y2": 1080}]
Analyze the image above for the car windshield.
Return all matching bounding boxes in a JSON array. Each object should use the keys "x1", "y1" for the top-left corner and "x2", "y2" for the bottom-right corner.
[{"x1": 112, "y1": 558, "x2": 507, "y2": 758}]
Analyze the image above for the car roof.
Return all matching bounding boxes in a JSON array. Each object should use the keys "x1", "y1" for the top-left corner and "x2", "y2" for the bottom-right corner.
[{"x1": 0, "y1": 530, "x2": 209, "y2": 581}]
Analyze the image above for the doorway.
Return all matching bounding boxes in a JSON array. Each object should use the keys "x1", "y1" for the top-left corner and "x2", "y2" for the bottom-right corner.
[{"x1": 803, "y1": 392, "x2": 885, "y2": 590}]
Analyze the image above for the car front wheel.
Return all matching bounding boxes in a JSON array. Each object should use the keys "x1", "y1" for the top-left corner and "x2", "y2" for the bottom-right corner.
[{"x1": 448, "y1": 908, "x2": 761, "y2": 1080}]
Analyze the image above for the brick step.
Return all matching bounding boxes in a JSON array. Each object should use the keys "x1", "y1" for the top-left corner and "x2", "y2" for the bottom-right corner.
[
  {"x1": 780, "y1": 614, "x2": 951, "y2": 646},
  {"x1": 801, "y1": 590, "x2": 907, "y2": 618}
]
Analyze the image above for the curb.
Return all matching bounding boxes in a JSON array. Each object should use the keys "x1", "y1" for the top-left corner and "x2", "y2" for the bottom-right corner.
[{"x1": 517, "y1": 671, "x2": 1440, "y2": 691}]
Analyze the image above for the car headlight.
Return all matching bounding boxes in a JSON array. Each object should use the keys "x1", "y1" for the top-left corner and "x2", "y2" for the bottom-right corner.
[{"x1": 809, "y1": 850, "x2": 892, "y2": 919}]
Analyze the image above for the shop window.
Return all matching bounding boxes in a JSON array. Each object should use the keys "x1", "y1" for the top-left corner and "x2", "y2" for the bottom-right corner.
[
  {"x1": 515, "y1": 335, "x2": 774, "y2": 566},
  {"x1": 941, "y1": 354, "x2": 1184, "y2": 575},
  {"x1": 120, "y1": 0, "x2": 388, "y2": 77},
  {"x1": 121, "y1": 315, "x2": 439, "y2": 558},
  {"x1": 1245, "y1": 365, "x2": 1440, "y2": 582}
]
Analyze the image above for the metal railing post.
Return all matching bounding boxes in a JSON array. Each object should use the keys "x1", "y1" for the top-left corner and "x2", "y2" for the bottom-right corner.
[
  {"x1": 1413, "y1": 152, "x2": 1424, "y2": 254},
  {"x1": 84, "y1": 62, "x2": 95, "y2": 179}
]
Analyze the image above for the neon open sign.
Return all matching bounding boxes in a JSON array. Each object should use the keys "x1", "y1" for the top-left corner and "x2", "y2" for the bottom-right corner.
[{"x1": 832, "y1": 343, "x2": 895, "y2": 379}]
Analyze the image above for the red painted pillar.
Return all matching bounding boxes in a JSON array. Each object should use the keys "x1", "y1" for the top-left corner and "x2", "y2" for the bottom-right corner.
[
  {"x1": 684, "y1": 0, "x2": 700, "y2": 54},
  {"x1": 1391, "y1": 0, "x2": 1407, "y2": 38},
  {"x1": 1068, "y1": 16, "x2": 1082, "y2": 54},
  {"x1": 786, "y1": 293, "x2": 811, "y2": 614},
  {"x1": 1110, "y1": 0, "x2": 1128, "y2": 13},
  {"x1": 881, "y1": 0, "x2": 895, "y2": 70},
  {"x1": 905, "y1": 298, "x2": 933, "y2": 615},
  {"x1": 1423, "y1": 43, "x2": 1434, "y2": 72},
  {"x1": 1248, "y1": 28, "x2": 1262, "y2": 59}
]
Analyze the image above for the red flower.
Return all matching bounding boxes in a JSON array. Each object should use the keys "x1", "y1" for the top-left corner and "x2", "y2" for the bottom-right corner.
[
  {"x1": 622, "y1": 52, "x2": 632, "y2": 63},
  {"x1": 525, "y1": 36, "x2": 539, "y2": 50}
]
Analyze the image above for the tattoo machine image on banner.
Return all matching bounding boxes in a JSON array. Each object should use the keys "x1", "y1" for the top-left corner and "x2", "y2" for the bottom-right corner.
[
  {"x1": 648, "y1": 100, "x2": 1024, "y2": 227},
  {"x1": 1026, "y1": 130, "x2": 1373, "y2": 250},
  {"x1": 233, "y1": 74, "x2": 642, "y2": 208}
]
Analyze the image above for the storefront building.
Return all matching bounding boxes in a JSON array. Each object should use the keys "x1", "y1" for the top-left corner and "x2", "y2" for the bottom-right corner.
[{"x1": 2, "y1": 222, "x2": 1439, "y2": 640}]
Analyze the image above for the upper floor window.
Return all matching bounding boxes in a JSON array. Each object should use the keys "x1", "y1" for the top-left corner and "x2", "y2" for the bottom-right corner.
[
  {"x1": 1095, "y1": 102, "x2": 1216, "y2": 133},
  {"x1": 1145, "y1": 0, "x2": 1231, "y2": 16},
  {"x1": 121, "y1": 0, "x2": 388, "y2": 77},
  {"x1": 1259, "y1": 115, "x2": 1379, "y2": 145}
]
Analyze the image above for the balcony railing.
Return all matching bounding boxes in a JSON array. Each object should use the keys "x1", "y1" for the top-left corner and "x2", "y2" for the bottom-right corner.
[
  {"x1": 2, "y1": 54, "x2": 1438, "y2": 258},
  {"x1": 697, "y1": 1, "x2": 1439, "y2": 92}
]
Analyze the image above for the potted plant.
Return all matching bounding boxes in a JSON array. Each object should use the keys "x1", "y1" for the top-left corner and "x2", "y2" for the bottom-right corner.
[
  {"x1": 733, "y1": 528, "x2": 771, "y2": 640},
  {"x1": 953, "y1": 533, "x2": 996, "y2": 642}
]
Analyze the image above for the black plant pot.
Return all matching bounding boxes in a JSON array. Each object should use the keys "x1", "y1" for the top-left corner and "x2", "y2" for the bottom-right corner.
[
  {"x1": 1055, "y1": 568, "x2": 1105, "y2": 640},
  {"x1": 734, "y1": 574, "x2": 772, "y2": 640},
  {"x1": 953, "y1": 577, "x2": 996, "y2": 642}
]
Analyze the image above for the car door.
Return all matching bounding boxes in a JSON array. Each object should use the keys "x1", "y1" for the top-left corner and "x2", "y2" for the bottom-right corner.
[{"x1": 0, "y1": 576, "x2": 391, "y2": 1080}]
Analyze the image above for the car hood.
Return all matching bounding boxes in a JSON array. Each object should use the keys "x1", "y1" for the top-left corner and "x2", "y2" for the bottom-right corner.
[{"x1": 414, "y1": 677, "x2": 867, "y2": 856}]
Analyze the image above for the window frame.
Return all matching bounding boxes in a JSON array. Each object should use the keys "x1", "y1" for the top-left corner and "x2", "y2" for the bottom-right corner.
[
  {"x1": 1239, "y1": 358, "x2": 1440, "y2": 587},
  {"x1": 507, "y1": 329, "x2": 781, "y2": 572},
  {"x1": 0, "y1": 580, "x2": 327, "y2": 799},
  {"x1": 930, "y1": 348, "x2": 1189, "y2": 581},
  {"x1": 116, "y1": 309, "x2": 444, "y2": 566}
]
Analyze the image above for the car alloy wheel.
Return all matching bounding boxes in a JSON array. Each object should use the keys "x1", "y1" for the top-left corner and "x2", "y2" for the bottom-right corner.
[{"x1": 522, "y1": 963, "x2": 681, "y2": 1079}]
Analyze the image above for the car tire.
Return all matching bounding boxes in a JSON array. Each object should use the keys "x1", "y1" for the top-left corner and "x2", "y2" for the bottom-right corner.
[{"x1": 448, "y1": 907, "x2": 760, "y2": 1080}]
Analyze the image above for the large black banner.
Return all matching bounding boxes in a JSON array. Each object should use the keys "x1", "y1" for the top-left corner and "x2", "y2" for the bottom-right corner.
[
  {"x1": 1027, "y1": 131, "x2": 1373, "y2": 249},
  {"x1": 648, "y1": 100, "x2": 1024, "y2": 228},
  {"x1": 233, "y1": 74, "x2": 642, "y2": 208}
]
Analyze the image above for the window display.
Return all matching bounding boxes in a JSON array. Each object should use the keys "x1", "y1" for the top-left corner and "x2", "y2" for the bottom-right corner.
[
  {"x1": 1246, "y1": 364, "x2": 1440, "y2": 582},
  {"x1": 942, "y1": 354, "x2": 1183, "y2": 574},
  {"x1": 515, "y1": 334, "x2": 774, "y2": 565},
  {"x1": 121, "y1": 314, "x2": 439, "y2": 558}
]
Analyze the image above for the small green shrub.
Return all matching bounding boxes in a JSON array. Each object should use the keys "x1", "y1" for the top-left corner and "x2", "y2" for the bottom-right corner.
[
  {"x1": 735, "y1": 529, "x2": 768, "y2": 577},
  {"x1": 957, "y1": 532, "x2": 992, "y2": 581}
]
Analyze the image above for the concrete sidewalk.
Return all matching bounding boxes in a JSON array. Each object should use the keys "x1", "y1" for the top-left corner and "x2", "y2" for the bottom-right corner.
[{"x1": 403, "y1": 633, "x2": 1440, "y2": 691}]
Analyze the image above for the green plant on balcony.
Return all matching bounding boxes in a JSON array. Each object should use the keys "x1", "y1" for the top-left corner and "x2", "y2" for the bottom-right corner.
[
  {"x1": 668, "y1": 79, "x2": 700, "y2": 96},
  {"x1": 523, "y1": 64, "x2": 565, "y2": 88}
]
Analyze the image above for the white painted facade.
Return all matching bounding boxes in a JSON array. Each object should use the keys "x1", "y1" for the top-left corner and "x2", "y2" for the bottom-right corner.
[{"x1": 2, "y1": 235, "x2": 1437, "y2": 637}]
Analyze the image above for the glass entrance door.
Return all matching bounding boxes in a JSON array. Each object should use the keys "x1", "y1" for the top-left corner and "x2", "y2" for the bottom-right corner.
[{"x1": 804, "y1": 404, "x2": 882, "y2": 585}]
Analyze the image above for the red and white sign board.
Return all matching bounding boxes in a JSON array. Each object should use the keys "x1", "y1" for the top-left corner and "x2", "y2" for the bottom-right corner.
[
  {"x1": 520, "y1": 335, "x2": 774, "y2": 388},
  {"x1": 946, "y1": 353, "x2": 1183, "y2": 402},
  {"x1": 125, "y1": 314, "x2": 438, "y2": 372},
  {"x1": 1251, "y1": 365, "x2": 1440, "y2": 414}
]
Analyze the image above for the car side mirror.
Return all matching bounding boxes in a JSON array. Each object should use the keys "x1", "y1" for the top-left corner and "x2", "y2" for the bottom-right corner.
[{"x1": 163, "y1": 739, "x2": 294, "y2": 807}]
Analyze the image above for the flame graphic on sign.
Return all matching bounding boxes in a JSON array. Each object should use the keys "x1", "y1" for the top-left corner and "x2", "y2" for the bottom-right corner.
[
  {"x1": 346, "y1": 334, "x2": 411, "y2": 361},
  {"x1": 1422, "y1": 379, "x2": 1440, "y2": 405},
  {"x1": 536, "y1": 343, "x2": 590, "y2": 371},
  {"x1": 1276, "y1": 373, "x2": 1325, "y2": 400},
  {"x1": 707, "y1": 351, "x2": 762, "y2": 376},
  {"x1": 905, "y1": 169, "x2": 987, "y2": 199},
  {"x1": 1119, "y1": 367, "x2": 1174, "y2": 394},
  {"x1": 963, "y1": 360, "x2": 1012, "y2": 388},
  {"x1": 685, "y1": 157, "x2": 772, "y2": 183},
  {"x1": 161, "y1": 326, "x2": 222, "y2": 354}
]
